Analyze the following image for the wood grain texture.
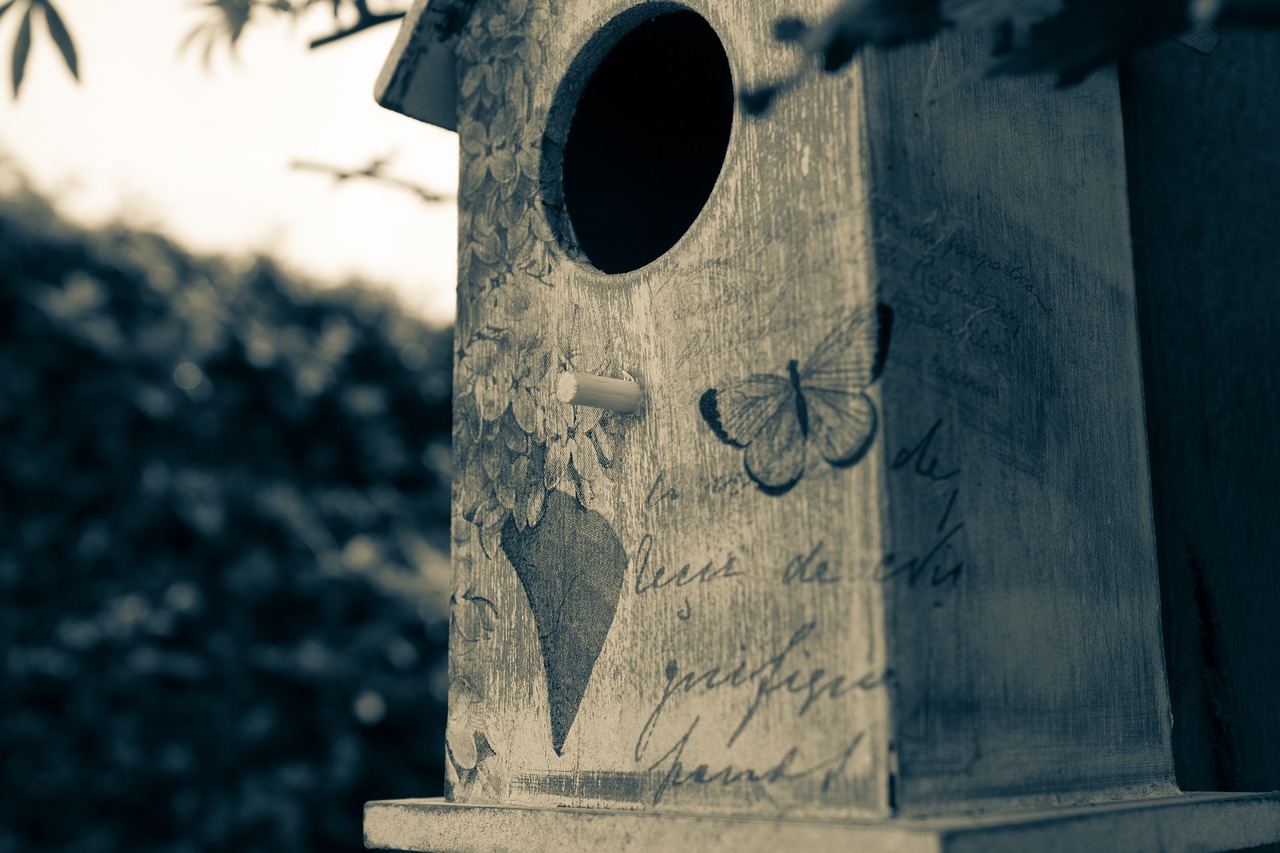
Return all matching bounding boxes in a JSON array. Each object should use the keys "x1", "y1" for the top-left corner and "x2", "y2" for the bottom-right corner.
[
  {"x1": 449, "y1": 0, "x2": 892, "y2": 819},
  {"x1": 441, "y1": 0, "x2": 1176, "y2": 820},
  {"x1": 364, "y1": 793, "x2": 1280, "y2": 853},
  {"x1": 860, "y1": 36, "x2": 1176, "y2": 814},
  {"x1": 1120, "y1": 32, "x2": 1280, "y2": 795},
  {"x1": 374, "y1": 0, "x2": 460, "y2": 130}
]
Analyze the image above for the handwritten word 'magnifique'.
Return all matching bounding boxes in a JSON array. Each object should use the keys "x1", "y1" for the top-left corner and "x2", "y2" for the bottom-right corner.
[
  {"x1": 633, "y1": 534, "x2": 742, "y2": 596},
  {"x1": 634, "y1": 622, "x2": 890, "y2": 761},
  {"x1": 646, "y1": 717, "x2": 865, "y2": 807}
]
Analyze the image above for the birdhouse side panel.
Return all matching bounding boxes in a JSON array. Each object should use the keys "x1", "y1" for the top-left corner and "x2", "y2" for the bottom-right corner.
[{"x1": 859, "y1": 37, "x2": 1177, "y2": 811}]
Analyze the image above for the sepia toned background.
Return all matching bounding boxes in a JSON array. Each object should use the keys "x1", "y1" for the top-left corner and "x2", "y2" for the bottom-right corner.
[{"x1": 4, "y1": 0, "x2": 1280, "y2": 850}]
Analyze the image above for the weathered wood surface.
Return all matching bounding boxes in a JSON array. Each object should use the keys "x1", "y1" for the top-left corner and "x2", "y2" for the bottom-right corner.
[
  {"x1": 860, "y1": 36, "x2": 1174, "y2": 813},
  {"x1": 364, "y1": 793, "x2": 1280, "y2": 853},
  {"x1": 438, "y1": 0, "x2": 1175, "y2": 820},
  {"x1": 1120, "y1": 32, "x2": 1280, "y2": 795},
  {"x1": 375, "y1": 0, "x2": 459, "y2": 130}
]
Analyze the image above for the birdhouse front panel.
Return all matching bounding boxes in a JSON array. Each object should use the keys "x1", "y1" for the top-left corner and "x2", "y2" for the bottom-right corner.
[
  {"x1": 449, "y1": 0, "x2": 894, "y2": 819},
  {"x1": 445, "y1": 0, "x2": 1173, "y2": 820}
]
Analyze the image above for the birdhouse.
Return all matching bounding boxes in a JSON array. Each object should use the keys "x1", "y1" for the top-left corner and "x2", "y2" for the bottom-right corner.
[{"x1": 368, "y1": 0, "x2": 1280, "y2": 848}]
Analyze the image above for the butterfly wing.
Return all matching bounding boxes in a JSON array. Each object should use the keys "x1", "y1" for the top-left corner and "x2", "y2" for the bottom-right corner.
[
  {"x1": 741, "y1": 391, "x2": 806, "y2": 494},
  {"x1": 800, "y1": 304, "x2": 893, "y2": 393},
  {"x1": 699, "y1": 374, "x2": 791, "y2": 448},
  {"x1": 804, "y1": 387, "x2": 877, "y2": 467},
  {"x1": 699, "y1": 375, "x2": 806, "y2": 495},
  {"x1": 799, "y1": 304, "x2": 892, "y2": 467}
]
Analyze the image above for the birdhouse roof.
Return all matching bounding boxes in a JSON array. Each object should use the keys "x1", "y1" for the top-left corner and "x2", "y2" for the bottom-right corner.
[{"x1": 376, "y1": 0, "x2": 480, "y2": 131}]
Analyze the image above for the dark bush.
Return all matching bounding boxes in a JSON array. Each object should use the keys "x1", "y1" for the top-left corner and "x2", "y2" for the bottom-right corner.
[{"x1": 0, "y1": 185, "x2": 453, "y2": 852}]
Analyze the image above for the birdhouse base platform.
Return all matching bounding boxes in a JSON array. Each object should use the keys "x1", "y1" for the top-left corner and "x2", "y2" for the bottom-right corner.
[{"x1": 364, "y1": 792, "x2": 1280, "y2": 852}]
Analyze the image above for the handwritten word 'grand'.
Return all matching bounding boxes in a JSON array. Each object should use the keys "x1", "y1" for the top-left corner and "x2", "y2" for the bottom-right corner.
[{"x1": 646, "y1": 717, "x2": 864, "y2": 807}]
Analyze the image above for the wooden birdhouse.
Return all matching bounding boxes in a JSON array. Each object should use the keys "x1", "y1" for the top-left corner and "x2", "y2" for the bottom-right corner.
[{"x1": 368, "y1": 0, "x2": 1280, "y2": 849}]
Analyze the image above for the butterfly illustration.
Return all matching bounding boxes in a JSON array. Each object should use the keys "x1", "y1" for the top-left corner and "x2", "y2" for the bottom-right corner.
[{"x1": 699, "y1": 304, "x2": 893, "y2": 496}]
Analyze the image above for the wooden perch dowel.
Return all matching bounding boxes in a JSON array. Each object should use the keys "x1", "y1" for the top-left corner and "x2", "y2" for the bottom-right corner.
[{"x1": 557, "y1": 372, "x2": 643, "y2": 413}]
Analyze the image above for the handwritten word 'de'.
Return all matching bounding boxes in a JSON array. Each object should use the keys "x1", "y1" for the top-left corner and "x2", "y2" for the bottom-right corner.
[
  {"x1": 891, "y1": 418, "x2": 959, "y2": 482},
  {"x1": 634, "y1": 622, "x2": 890, "y2": 762},
  {"x1": 781, "y1": 541, "x2": 841, "y2": 584},
  {"x1": 879, "y1": 419, "x2": 964, "y2": 588},
  {"x1": 646, "y1": 718, "x2": 865, "y2": 807},
  {"x1": 633, "y1": 534, "x2": 742, "y2": 596}
]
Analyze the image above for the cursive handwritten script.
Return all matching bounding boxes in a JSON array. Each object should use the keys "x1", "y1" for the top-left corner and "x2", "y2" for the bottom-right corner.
[
  {"x1": 880, "y1": 419, "x2": 965, "y2": 588},
  {"x1": 892, "y1": 418, "x2": 959, "y2": 482},
  {"x1": 781, "y1": 542, "x2": 841, "y2": 584},
  {"x1": 646, "y1": 718, "x2": 865, "y2": 807},
  {"x1": 633, "y1": 534, "x2": 742, "y2": 596},
  {"x1": 635, "y1": 622, "x2": 890, "y2": 760}
]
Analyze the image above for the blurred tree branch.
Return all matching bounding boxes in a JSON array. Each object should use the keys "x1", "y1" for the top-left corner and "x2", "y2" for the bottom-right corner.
[
  {"x1": 9, "y1": 0, "x2": 1280, "y2": 103},
  {"x1": 741, "y1": 0, "x2": 1280, "y2": 113},
  {"x1": 309, "y1": 0, "x2": 405, "y2": 49},
  {"x1": 179, "y1": 0, "x2": 406, "y2": 66},
  {"x1": 291, "y1": 154, "x2": 453, "y2": 204}
]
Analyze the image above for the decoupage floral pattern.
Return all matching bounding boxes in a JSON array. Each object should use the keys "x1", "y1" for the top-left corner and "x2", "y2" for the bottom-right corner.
[
  {"x1": 446, "y1": 0, "x2": 630, "y2": 800},
  {"x1": 443, "y1": 551, "x2": 504, "y2": 801}
]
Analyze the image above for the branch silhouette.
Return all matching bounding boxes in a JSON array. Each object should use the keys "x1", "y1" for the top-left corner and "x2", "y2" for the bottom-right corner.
[
  {"x1": 309, "y1": 0, "x2": 404, "y2": 48},
  {"x1": 291, "y1": 155, "x2": 453, "y2": 204}
]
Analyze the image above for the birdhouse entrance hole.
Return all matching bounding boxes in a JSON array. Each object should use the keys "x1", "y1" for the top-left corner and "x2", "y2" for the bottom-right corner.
[{"x1": 542, "y1": 8, "x2": 733, "y2": 274}]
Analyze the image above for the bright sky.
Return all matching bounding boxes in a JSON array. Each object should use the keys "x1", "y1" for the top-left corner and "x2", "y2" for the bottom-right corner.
[{"x1": 0, "y1": 0, "x2": 459, "y2": 323}]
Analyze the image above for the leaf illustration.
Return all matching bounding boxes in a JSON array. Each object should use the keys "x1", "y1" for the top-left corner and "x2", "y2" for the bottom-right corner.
[
  {"x1": 500, "y1": 489, "x2": 625, "y2": 755},
  {"x1": 12, "y1": 3, "x2": 32, "y2": 97},
  {"x1": 37, "y1": 0, "x2": 76, "y2": 80}
]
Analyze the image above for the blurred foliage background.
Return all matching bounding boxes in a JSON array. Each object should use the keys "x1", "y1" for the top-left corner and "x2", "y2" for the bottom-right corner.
[{"x1": 0, "y1": 174, "x2": 455, "y2": 852}]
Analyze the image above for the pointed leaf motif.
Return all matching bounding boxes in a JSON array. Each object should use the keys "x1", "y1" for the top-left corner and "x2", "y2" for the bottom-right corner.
[
  {"x1": 37, "y1": 0, "x2": 77, "y2": 80},
  {"x1": 500, "y1": 489, "x2": 625, "y2": 754},
  {"x1": 12, "y1": 3, "x2": 32, "y2": 97}
]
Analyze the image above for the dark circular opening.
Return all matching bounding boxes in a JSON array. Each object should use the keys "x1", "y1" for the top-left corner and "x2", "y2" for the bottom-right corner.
[{"x1": 545, "y1": 10, "x2": 733, "y2": 274}]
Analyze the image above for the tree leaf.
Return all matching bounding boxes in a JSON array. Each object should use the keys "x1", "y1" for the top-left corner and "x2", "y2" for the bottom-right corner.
[
  {"x1": 216, "y1": 0, "x2": 251, "y2": 46},
  {"x1": 37, "y1": 0, "x2": 78, "y2": 80},
  {"x1": 12, "y1": 3, "x2": 32, "y2": 98},
  {"x1": 176, "y1": 20, "x2": 211, "y2": 60}
]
